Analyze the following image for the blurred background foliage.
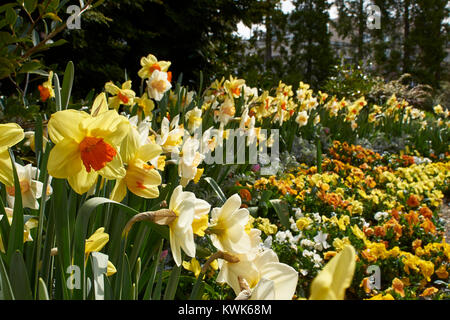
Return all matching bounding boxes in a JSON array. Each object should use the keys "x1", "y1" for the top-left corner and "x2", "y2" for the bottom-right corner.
[{"x1": 0, "y1": 0, "x2": 449, "y2": 123}]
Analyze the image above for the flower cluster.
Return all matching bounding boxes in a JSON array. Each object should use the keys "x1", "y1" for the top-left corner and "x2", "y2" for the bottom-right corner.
[{"x1": 240, "y1": 142, "x2": 449, "y2": 299}]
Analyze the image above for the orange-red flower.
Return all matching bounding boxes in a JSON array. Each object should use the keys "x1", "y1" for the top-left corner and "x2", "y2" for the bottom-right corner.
[
  {"x1": 374, "y1": 226, "x2": 386, "y2": 237},
  {"x1": 419, "y1": 206, "x2": 433, "y2": 219},
  {"x1": 406, "y1": 194, "x2": 420, "y2": 208},
  {"x1": 420, "y1": 219, "x2": 436, "y2": 234},
  {"x1": 392, "y1": 278, "x2": 405, "y2": 297},
  {"x1": 412, "y1": 239, "x2": 422, "y2": 251},
  {"x1": 420, "y1": 287, "x2": 438, "y2": 297},
  {"x1": 405, "y1": 210, "x2": 420, "y2": 226},
  {"x1": 239, "y1": 189, "x2": 252, "y2": 202}
]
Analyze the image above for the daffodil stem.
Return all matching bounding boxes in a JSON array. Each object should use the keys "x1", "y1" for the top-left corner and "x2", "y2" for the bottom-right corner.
[
  {"x1": 200, "y1": 251, "x2": 239, "y2": 275},
  {"x1": 234, "y1": 276, "x2": 252, "y2": 300},
  {"x1": 122, "y1": 209, "x2": 176, "y2": 237}
]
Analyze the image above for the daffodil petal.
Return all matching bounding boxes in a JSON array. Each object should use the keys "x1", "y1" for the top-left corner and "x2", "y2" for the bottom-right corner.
[
  {"x1": 68, "y1": 168, "x2": 99, "y2": 195},
  {"x1": 91, "y1": 92, "x2": 109, "y2": 117},
  {"x1": 47, "y1": 138, "x2": 82, "y2": 179},
  {"x1": 48, "y1": 109, "x2": 88, "y2": 144},
  {"x1": 110, "y1": 178, "x2": 127, "y2": 203},
  {"x1": 98, "y1": 152, "x2": 126, "y2": 180},
  {"x1": 0, "y1": 123, "x2": 24, "y2": 148},
  {"x1": 249, "y1": 278, "x2": 275, "y2": 300},
  {"x1": 309, "y1": 245, "x2": 356, "y2": 300},
  {"x1": 259, "y1": 262, "x2": 298, "y2": 300},
  {"x1": 106, "y1": 261, "x2": 117, "y2": 276},
  {"x1": 85, "y1": 227, "x2": 109, "y2": 253},
  {"x1": 0, "y1": 149, "x2": 13, "y2": 186},
  {"x1": 137, "y1": 143, "x2": 162, "y2": 162}
]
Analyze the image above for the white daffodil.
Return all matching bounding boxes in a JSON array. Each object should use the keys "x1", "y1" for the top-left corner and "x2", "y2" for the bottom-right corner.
[
  {"x1": 6, "y1": 163, "x2": 52, "y2": 210},
  {"x1": 295, "y1": 111, "x2": 309, "y2": 127},
  {"x1": 147, "y1": 70, "x2": 172, "y2": 101},
  {"x1": 168, "y1": 186, "x2": 211, "y2": 266},
  {"x1": 208, "y1": 194, "x2": 252, "y2": 255},
  {"x1": 217, "y1": 248, "x2": 298, "y2": 300},
  {"x1": 238, "y1": 107, "x2": 257, "y2": 146},
  {"x1": 185, "y1": 107, "x2": 203, "y2": 133},
  {"x1": 214, "y1": 98, "x2": 235, "y2": 126},
  {"x1": 156, "y1": 116, "x2": 185, "y2": 154},
  {"x1": 178, "y1": 137, "x2": 205, "y2": 187}
]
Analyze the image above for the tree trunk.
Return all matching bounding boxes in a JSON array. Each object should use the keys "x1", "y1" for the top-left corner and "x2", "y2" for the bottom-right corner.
[
  {"x1": 264, "y1": 15, "x2": 272, "y2": 67},
  {"x1": 357, "y1": 0, "x2": 364, "y2": 62},
  {"x1": 403, "y1": 0, "x2": 410, "y2": 73}
]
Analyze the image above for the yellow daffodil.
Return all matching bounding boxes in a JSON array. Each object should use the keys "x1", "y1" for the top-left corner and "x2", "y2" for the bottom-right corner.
[
  {"x1": 309, "y1": 245, "x2": 356, "y2": 300},
  {"x1": 0, "y1": 123, "x2": 25, "y2": 186},
  {"x1": 38, "y1": 71, "x2": 55, "y2": 102},
  {"x1": 156, "y1": 115, "x2": 185, "y2": 154},
  {"x1": 224, "y1": 75, "x2": 245, "y2": 99},
  {"x1": 135, "y1": 93, "x2": 155, "y2": 120},
  {"x1": 214, "y1": 98, "x2": 236, "y2": 126},
  {"x1": 138, "y1": 54, "x2": 171, "y2": 79},
  {"x1": 185, "y1": 107, "x2": 203, "y2": 133},
  {"x1": 182, "y1": 258, "x2": 202, "y2": 278},
  {"x1": 85, "y1": 227, "x2": 116, "y2": 276},
  {"x1": 47, "y1": 109, "x2": 130, "y2": 194},
  {"x1": 110, "y1": 124, "x2": 162, "y2": 202},
  {"x1": 105, "y1": 80, "x2": 136, "y2": 110},
  {"x1": 295, "y1": 111, "x2": 309, "y2": 127}
]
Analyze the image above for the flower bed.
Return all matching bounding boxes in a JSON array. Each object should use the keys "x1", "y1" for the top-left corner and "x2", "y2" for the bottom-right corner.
[{"x1": 0, "y1": 54, "x2": 448, "y2": 300}]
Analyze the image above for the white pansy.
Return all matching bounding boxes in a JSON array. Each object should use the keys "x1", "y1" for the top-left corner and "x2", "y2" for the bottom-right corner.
[{"x1": 313, "y1": 231, "x2": 330, "y2": 251}]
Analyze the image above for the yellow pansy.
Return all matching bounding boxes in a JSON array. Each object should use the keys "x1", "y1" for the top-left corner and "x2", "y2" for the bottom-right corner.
[
  {"x1": 368, "y1": 293, "x2": 395, "y2": 300},
  {"x1": 296, "y1": 217, "x2": 313, "y2": 231},
  {"x1": 350, "y1": 225, "x2": 366, "y2": 240},
  {"x1": 333, "y1": 237, "x2": 351, "y2": 252}
]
